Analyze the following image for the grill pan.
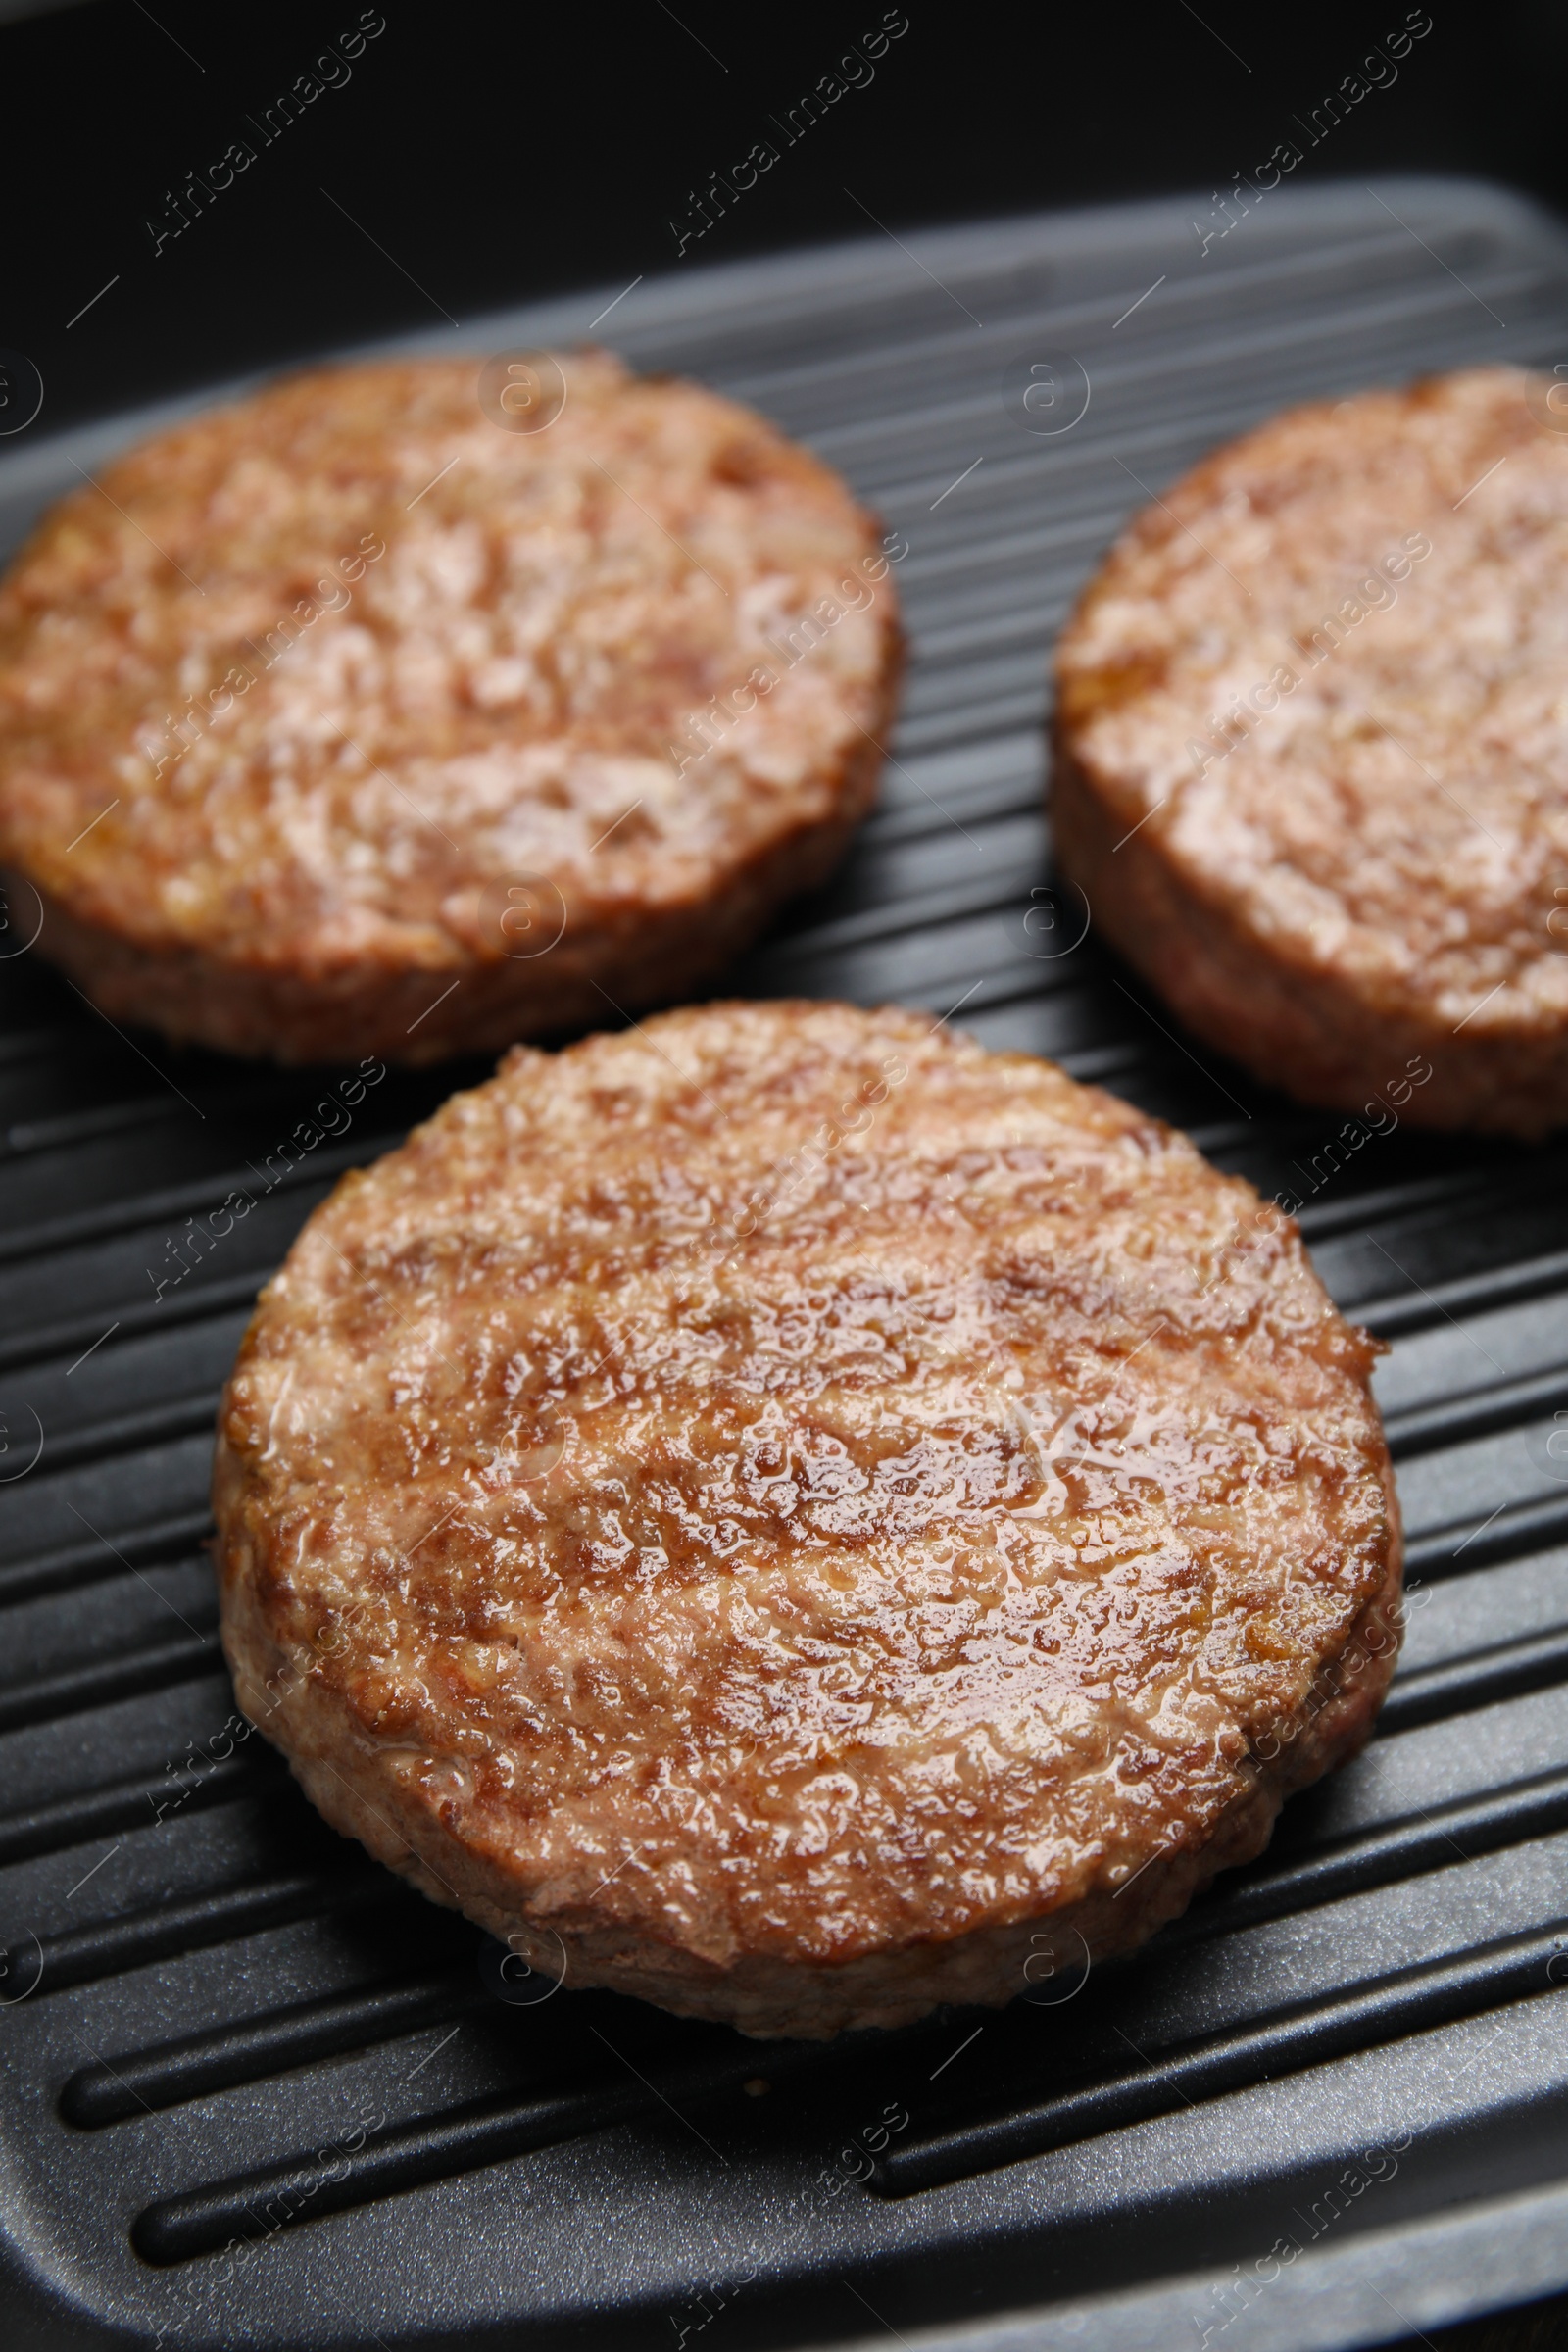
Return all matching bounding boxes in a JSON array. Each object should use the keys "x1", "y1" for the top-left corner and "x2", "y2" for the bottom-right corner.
[{"x1": 3, "y1": 175, "x2": 1568, "y2": 2351}]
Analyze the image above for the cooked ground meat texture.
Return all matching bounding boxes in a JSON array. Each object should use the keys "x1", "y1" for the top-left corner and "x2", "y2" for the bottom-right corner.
[
  {"x1": 0, "y1": 353, "x2": 900, "y2": 1063},
  {"x1": 214, "y1": 1001, "x2": 1400, "y2": 2039},
  {"x1": 1054, "y1": 366, "x2": 1568, "y2": 1137}
]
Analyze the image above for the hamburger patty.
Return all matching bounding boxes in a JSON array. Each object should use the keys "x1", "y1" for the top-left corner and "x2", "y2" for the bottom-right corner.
[
  {"x1": 1054, "y1": 367, "x2": 1568, "y2": 1136},
  {"x1": 214, "y1": 1002, "x2": 1400, "y2": 2039},
  {"x1": 0, "y1": 354, "x2": 900, "y2": 1063}
]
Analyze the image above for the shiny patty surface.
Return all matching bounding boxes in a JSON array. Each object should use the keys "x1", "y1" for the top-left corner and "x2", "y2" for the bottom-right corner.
[
  {"x1": 215, "y1": 1003, "x2": 1398, "y2": 2033},
  {"x1": 0, "y1": 354, "x2": 898, "y2": 1059},
  {"x1": 1054, "y1": 367, "x2": 1568, "y2": 1133}
]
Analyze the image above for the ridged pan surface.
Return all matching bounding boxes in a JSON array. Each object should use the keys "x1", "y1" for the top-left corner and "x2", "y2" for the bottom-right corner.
[{"x1": 2, "y1": 177, "x2": 1568, "y2": 2352}]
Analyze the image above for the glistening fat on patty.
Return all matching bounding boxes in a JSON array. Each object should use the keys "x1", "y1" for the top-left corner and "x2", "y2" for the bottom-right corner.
[
  {"x1": 0, "y1": 353, "x2": 902, "y2": 1063},
  {"x1": 1054, "y1": 367, "x2": 1568, "y2": 1137},
  {"x1": 214, "y1": 1001, "x2": 1401, "y2": 2039}
]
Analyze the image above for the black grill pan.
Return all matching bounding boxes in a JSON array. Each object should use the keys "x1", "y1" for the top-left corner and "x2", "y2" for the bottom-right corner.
[{"x1": 3, "y1": 175, "x2": 1568, "y2": 2352}]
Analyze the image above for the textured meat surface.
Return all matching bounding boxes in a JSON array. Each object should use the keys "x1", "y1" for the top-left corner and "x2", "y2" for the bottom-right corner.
[
  {"x1": 215, "y1": 1002, "x2": 1400, "y2": 2035},
  {"x1": 0, "y1": 354, "x2": 899, "y2": 1061},
  {"x1": 1054, "y1": 367, "x2": 1568, "y2": 1135}
]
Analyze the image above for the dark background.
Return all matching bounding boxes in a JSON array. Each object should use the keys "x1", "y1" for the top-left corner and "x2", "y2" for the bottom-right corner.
[{"x1": 6, "y1": 0, "x2": 1568, "y2": 437}]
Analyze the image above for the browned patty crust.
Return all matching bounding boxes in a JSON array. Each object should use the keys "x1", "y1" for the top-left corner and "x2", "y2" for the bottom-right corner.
[
  {"x1": 0, "y1": 354, "x2": 900, "y2": 1063},
  {"x1": 214, "y1": 1002, "x2": 1400, "y2": 2038},
  {"x1": 1054, "y1": 367, "x2": 1568, "y2": 1137}
]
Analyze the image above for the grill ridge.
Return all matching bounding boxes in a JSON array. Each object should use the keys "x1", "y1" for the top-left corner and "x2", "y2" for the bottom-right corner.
[
  {"x1": 0, "y1": 1748, "x2": 284, "y2": 1870},
  {"x1": 873, "y1": 1920, "x2": 1568, "y2": 2199},
  {"x1": 0, "y1": 1866, "x2": 394, "y2": 2001}
]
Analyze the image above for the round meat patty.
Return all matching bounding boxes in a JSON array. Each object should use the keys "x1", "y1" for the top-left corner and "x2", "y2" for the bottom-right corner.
[
  {"x1": 1054, "y1": 366, "x2": 1568, "y2": 1137},
  {"x1": 215, "y1": 1002, "x2": 1400, "y2": 2038},
  {"x1": 0, "y1": 353, "x2": 900, "y2": 1063}
]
